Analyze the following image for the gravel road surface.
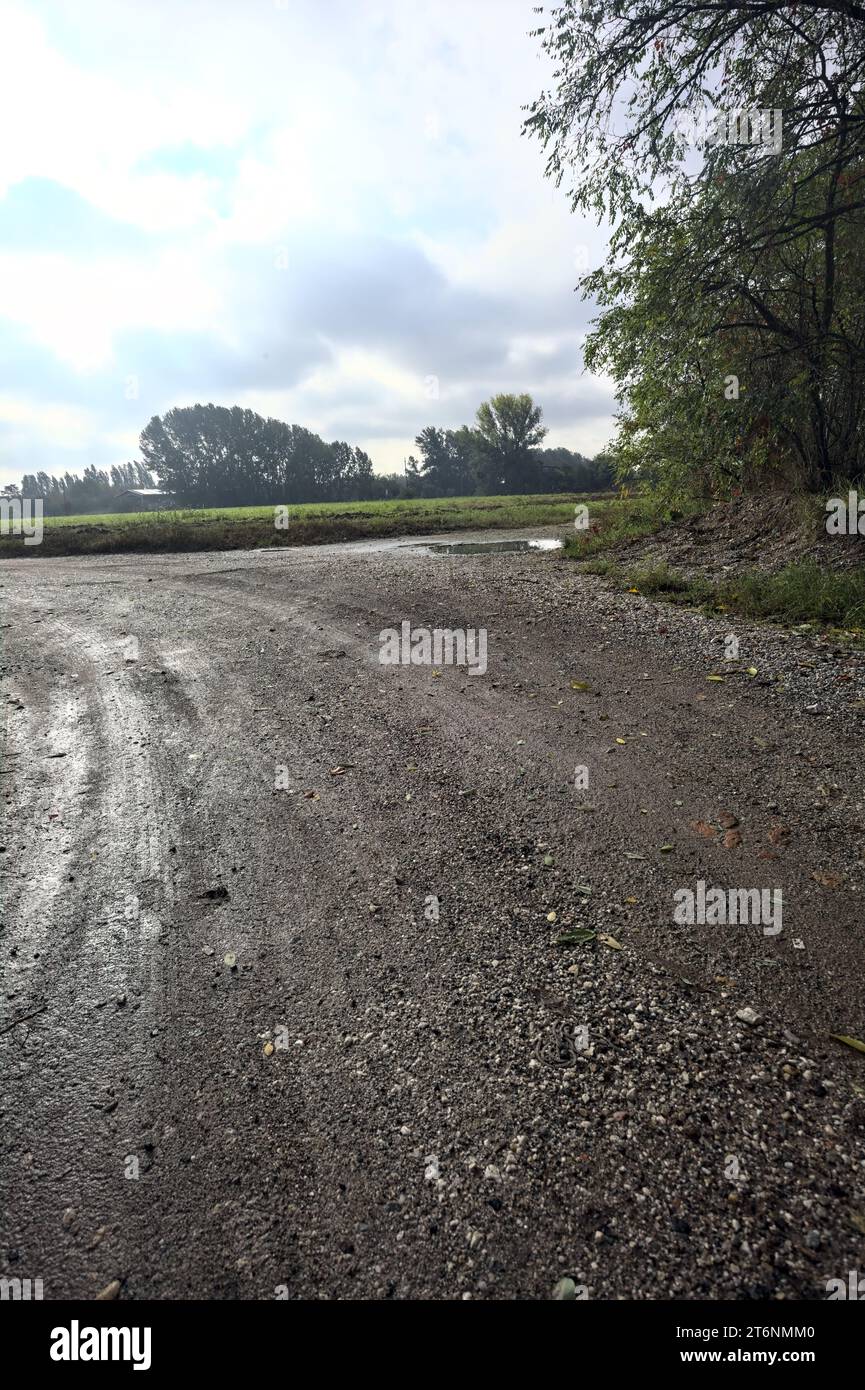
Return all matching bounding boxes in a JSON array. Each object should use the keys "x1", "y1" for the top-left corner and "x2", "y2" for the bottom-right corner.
[{"x1": 2, "y1": 530, "x2": 864, "y2": 1300}]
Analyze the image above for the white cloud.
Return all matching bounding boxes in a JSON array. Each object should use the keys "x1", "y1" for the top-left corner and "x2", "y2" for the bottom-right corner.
[{"x1": 0, "y1": 0, "x2": 615, "y2": 488}]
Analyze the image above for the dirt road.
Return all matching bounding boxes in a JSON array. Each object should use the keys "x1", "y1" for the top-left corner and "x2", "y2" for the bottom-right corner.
[{"x1": 2, "y1": 531, "x2": 864, "y2": 1300}]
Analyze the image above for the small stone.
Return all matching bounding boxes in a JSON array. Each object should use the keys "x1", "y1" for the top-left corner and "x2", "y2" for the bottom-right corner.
[
  {"x1": 553, "y1": 1277, "x2": 577, "y2": 1300},
  {"x1": 736, "y1": 1007, "x2": 760, "y2": 1026},
  {"x1": 95, "y1": 1279, "x2": 121, "y2": 1301}
]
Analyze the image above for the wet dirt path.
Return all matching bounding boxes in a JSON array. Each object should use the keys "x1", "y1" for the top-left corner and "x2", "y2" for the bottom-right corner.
[{"x1": 2, "y1": 533, "x2": 864, "y2": 1299}]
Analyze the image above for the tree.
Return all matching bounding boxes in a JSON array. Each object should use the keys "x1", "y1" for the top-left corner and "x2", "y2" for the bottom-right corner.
[
  {"x1": 582, "y1": 145, "x2": 865, "y2": 492},
  {"x1": 472, "y1": 393, "x2": 547, "y2": 492},
  {"x1": 524, "y1": 2, "x2": 865, "y2": 242},
  {"x1": 536, "y1": 446, "x2": 613, "y2": 491},
  {"x1": 413, "y1": 426, "x2": 478, "y2": 495},
  {"x1": 139, "y1": 404, "x2": 374, "y2": 506},
  {"x1": 526, "y1": 1, "x2": 865, "y2": 491}
]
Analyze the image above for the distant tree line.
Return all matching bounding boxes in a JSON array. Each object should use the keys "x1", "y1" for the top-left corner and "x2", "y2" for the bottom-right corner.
[
  {"x1": 9, "y1": 396, "x2": 612, "y2": 514},
  {"x1": 139, "y1": 405, "x2": 376, "y2": 507},
  {"x1": 7, "y1": 462, "x2": 157, "y2": 517}
]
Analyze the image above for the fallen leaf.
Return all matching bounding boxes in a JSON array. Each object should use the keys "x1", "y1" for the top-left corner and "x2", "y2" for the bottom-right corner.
[
  {"x1": 691, "y1": 820, "x2": 717, "y2": 840},
  {"x1": 615, "y1": 737, "x2": 627, "y2": 745},
  {"x1": 660, "y1": 844, "x2": 675, "y2": 853},
  {"x1": 598, "y1": 934, "x2": 623, "y2": 950},
  {"x1": 812, "y1": 869, "x2": 844, "y2": 888},
  {"x1": 830, "y1": 1034, "x2": 865, "y2": 1054},
  {"x1": 723, "y1": 830, "x2": 743, "y2": 848},
  {"x1": 767, "y1": 825, "x2": 790, "y2": 845},
  {"x1": 553, "y1": 929, "x2": 596, "y2": 947},
  {"x1": 718, "y1": 812, "x2": 739, "y2": 829},
  {"x1": 570, "y1": 680, "x2": 591, "y2": 691},
  {"x1": 706, "y1": 674, "x2": 725, "y2": 682}
]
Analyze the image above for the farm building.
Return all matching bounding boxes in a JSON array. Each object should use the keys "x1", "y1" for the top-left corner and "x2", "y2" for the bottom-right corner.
[{"x1": 118, "y1": 488, "x2": 176, "y2": 512}]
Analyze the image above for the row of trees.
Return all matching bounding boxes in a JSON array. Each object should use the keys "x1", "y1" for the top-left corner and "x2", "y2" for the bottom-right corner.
[
  {"x1": 526, "y1": 1, "x2": 865, "y2": 496},
  {"x1": 138, "y1": 397, "x2": 610, "y2": 505},
  {"x1": 8, "y1": 397, "x2": 611, "y2": 513},
  {"x1": 8, "y1": 462, "x2": 157, "y2": 516},
  {"x1": 406, "y1": 395, "x2": 612, "y2": 496},
  {"x1": 139, "y1": 405, "x2": 376, "y2": 507}
]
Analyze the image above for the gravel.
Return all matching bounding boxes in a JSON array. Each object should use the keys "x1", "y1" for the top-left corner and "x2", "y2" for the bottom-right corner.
[{"x1": 0, "y1": 529, "x2": 863, "y2": 1300}]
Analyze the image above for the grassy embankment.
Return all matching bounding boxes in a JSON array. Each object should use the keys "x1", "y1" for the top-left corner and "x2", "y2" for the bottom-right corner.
[
  {"x1": 0, "y1": 492, "x2": 619, "y2": 558},
  {"x1": 565, "y1": 493, "x2": 865, "y2": 637}
]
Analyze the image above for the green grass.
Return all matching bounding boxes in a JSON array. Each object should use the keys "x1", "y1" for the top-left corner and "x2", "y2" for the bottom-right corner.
[
  {"x1": 566, "y1": 491, "x2": 865, "y2": 636},
  {"x1": 584, "y1": 557, "x2": 865, "y2": 640},
  {"x1": 564, "y1": 495, "x2": 702, "y2": 559},
  {"x1": 0, "y1": 491, "x2": 618, "y2": 558}
]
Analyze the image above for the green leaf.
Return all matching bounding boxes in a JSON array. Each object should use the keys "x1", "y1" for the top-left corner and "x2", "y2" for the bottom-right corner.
[{"x1": 830, "y1": 1034, "x2": 865, "y2": 1054}]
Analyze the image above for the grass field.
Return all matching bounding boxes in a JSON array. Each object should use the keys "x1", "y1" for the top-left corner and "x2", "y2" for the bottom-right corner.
[{"x1": 0, "y1": 492, "x2": 619, "y2": 557}]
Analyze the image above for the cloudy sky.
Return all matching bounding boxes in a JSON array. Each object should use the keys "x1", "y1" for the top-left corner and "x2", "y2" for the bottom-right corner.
[{"x1": 0, "y1": 0, "x2": 616, "y2": 489}]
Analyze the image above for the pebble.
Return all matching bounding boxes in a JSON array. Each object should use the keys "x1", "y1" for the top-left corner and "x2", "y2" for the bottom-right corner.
[{"x1": 736, "y1": 1007, "x2": 761, "y2": 1026}]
